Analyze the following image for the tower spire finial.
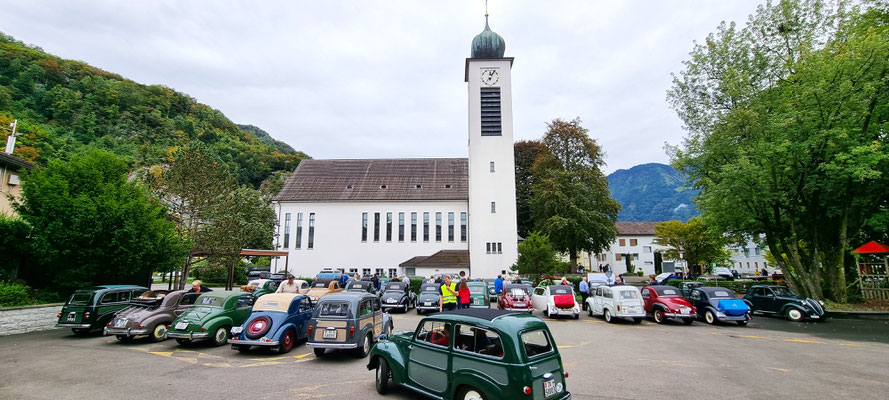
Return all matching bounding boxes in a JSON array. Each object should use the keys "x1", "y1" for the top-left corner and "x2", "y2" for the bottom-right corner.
[{"x1": 484, "y1": 0, "x2": 489, "y2": 26}]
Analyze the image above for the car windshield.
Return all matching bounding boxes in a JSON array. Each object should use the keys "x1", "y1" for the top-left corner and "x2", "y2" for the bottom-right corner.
[
  {"x1": 712, "y1": 290, "x2": 733, "y2": 298},
  {"x1": 68, "y1": 292, "x2": 92, "y2": 305},
  {"x1": 195, "y1": 297, "x2": 220, "y2": 307},
  {"x1": 522, "y1": 329, "x2": 553, "y2": 358},
  {"x1": 656, "y1": 288, "x2": 680, "y2": 297},
  {"x1": 619, "y1": 290, "x2": 639, "y2": 300},
  {"x1": 508, "y1": 288, "x2": 528, "y2": 297},
  {"x1": 385, "y1": 284, "x2": 403, "y2": 292},
  {"x1": 469, "y1": 285, "x2": 485, "y2": 294},
  {"x1": 318, "y1": 301, "x2": 350, "y2": 317},
  {"x1": 421, "y1": 285, "x2": 438, "y2": 293},
  {"x1": 348, "y1": 283, "x2": 367, "y2": 291},
  {"x1": 550, "y1": 287, "x2": 573, "y2": 295},
  {"x1": 771, "y1": 287, "x2": 796, "y2": 297}
]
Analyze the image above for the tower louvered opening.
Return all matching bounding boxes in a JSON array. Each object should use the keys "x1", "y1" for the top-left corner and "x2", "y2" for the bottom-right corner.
[{"x1": 480, "y1": 87, "x2": 502, "y2": 136}]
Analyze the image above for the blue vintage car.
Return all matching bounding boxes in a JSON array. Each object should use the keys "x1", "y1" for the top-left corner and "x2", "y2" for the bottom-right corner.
[
  {"x1": 687, "y1": 286, "x2": 751, "y2": 326},
  {"x1": 228, "y1": 293, "x2": 313, "y2": 354}
]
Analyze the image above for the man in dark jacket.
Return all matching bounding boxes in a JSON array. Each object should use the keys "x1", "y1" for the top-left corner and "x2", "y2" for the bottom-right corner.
[
  {"x1": 188, "y1": 280, "x2": 212, "y2": 293},
  {"x1": 371, "y1": 274, "x2": 380, "y2": 290}
]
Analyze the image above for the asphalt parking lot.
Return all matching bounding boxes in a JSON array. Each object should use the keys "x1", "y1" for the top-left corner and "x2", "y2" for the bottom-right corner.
[{"x1": 1, "y1": 308, "x2": 888, "y2": 400}]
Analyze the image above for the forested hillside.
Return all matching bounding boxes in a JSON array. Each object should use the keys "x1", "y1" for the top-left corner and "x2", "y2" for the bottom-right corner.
[
  {"x1": 607, "y1": 163, "x2": 698, "y2": 222},
  {"x1": 0, "y1": 33, "x2": 307, "y2": 187}
]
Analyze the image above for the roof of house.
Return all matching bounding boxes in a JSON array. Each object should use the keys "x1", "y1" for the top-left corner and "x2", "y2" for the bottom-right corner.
[
  {"x1": 616, "y1": 222, "x2": 658, "y2": 236},
  {"x1": 399, "y1": 250, "x2": 470, "y2": 269},
  {"x1": 274, "y1": 158, "x2": 468, "y2": 202},
  {"x1": 0, "y1": 152, "x2": 36, "y2": 170}
]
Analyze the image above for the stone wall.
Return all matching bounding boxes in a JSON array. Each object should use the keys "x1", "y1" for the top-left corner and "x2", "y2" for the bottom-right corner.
[{"x1": 0, "y1": 304, "x2": 63, "y2": 336}]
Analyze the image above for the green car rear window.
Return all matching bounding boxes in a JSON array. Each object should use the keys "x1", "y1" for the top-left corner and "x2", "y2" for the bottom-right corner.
[
  {"x1": 469, "y1": 286, "x2": 485, "y2": 294},
  {"x1": 68, "y1": 292, "x2": 92, "y2": 305},
  {"x1": 196, "y1": 297, "x2": 220, "y2": 307},
  {"x1": 318, "y1": 301, "x2": 350, "y2": 317},
  {"x1": 522, "y1": 329, "x2": 553, "y2": 358}
]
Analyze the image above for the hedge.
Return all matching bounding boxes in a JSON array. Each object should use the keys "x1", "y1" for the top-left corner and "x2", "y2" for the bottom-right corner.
[
  {"x1": 0, "y1": 282, "x2": 33, "y2": 307},
  {"x1": 665, "y1": 279, "x2": 778, "y2": 294}
]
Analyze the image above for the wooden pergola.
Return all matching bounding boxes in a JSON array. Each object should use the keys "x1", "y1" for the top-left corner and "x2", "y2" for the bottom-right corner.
[
  {"x1": 224, "y1": 248, "x2": 290, "y2": 290},
  {"x1": 851, "y1": 241, "x2": 889, "y2": 300}
]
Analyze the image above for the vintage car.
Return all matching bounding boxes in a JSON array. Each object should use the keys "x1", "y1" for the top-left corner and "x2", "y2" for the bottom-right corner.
[
  {"x1": 229, "y1": 293, "x2": 313, "y2": 353},
  {"x1": 56, "y1": 285, "x2": 148, "y2": 335},
  {"x1": 498, "y1": 283, "x2": 533, "y2": 313},
  {"x1": 167, "y1": 291, "x2": 255, "y2": 346},
  {"x1": 587, "y1": 285, "x2": 645, "y2": 323},
  {"x1": 742, "y1": 285, "x2": 826, "y2": 322},
  {"x1": 367, "y1": 308, "x2": 571, "y2": 400},
  {"x1": 416, "y1": 283, "x2": 441, "y2": 314},
  {"x1": 640, "y1": 285, "x2": 696, "y2": 324},
  {"x1": 380, "y1": 282, "x2": 417, "y2": 313},
  {"x1": 347, "y1": 280, "x2": 379, "y2": 296},
  {"x1": 687, "y1": 287, "x2": 751, "y2": 325},
  {"x1": 679, "y1": 281, "x2": 704, "y2": 298},
  {"x1": 104, "y1": 290, "x2": 199, "y2": 342},
  {"x1": 531, "y1": 285, "x2": 580, "y2": 319},
  {"x1": 484, "y1": 279, "x2": 498, "y2": 297},
  {"x1": 467, "y1": 281, "x2": 490, "y2": 308},
  {"x1": 307, "y1": 292, "x2": 393, "y2": 358},
  {"x1": 306, "y1": 280, "x2": 344, "y2": 303},
  {"x1": 247, "y1": 270, "x2": 272, "y2": 281},
  {"x1": 240, "y1": 279, "x2": 278, "y2": 297}
]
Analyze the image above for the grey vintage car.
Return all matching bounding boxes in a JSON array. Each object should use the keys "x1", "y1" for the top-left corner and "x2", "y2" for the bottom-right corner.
[
  {"x1": 307, "y1": 292, "x2": 393, "y2": 358},
  {"x1": 104, "y1": 290, "x2": 200, "y2": 342}
]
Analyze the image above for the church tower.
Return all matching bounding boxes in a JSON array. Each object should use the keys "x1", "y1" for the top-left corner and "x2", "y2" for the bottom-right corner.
[{"x1": 466, "y1": 13, "x2": 518, "y2": 278}]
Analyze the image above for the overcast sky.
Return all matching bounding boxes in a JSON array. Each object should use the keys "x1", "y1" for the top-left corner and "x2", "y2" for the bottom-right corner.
[{"x1": 1, "y1": 0, "x2": 764, "y2": 174}]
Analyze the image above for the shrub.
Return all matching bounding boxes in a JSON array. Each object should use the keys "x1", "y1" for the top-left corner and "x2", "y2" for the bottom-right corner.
[
  {"x1": 192, "y1": 264, "x2": 248, "y2": 286},
  {"x1": 0, "y1": 282, "x2": 34, "y2": 307},
  {"x1": 665, "y1": 279, "x2": 777, "y2": 294}
]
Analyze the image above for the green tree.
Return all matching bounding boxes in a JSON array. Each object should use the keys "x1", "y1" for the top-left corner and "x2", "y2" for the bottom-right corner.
[
  {"x1": 0, "y1": 214, "x2": 31, "y2": 281},
  {"x1": 531, "y1": 118, "x2": 621, "y2": 270},
  {"x1": 514, "y1": 232, "x2": 564, "y2": 280},
  {"x1": 15, "y1": 149, "x2": 184, "y2": 292},
  {"x1": 653, "y1": 218, "x2": 730, "y2": 275},
  {"x1": 667, "y1": 0, "x2": 889, "y2": 301},
  {"x1": 514, "y1": 140, "x2": 543, "y2": 239}
]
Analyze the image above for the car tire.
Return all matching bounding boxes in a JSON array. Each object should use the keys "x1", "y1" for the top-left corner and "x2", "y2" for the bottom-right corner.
[
  {"x1": 705, "y1": 310, "x2": 717, "y2": 325},
  {"x1": 375, "y1": 357, "x2": 391, "y2": 395},
  {"x1": 633, "y1": 317, "x2": 643, "y2": 324},
  {"x1": 457, "y1": 386, "x2": 486, "y2": 400},
  {"x1": 417, "y1": 308, "x2": 422, "y2": 315},
  {"x1": 313, "y1": 347, "x2": 325, "y2": 357},
  {"x1": 736, "y1": 320, "x2": 749, "y2": 326},
  {"x1": 604, "y1": 309, "x2": 613, "y2": 323},
  {"x1": 277, "y1": 329, "x2": 296, "y2": 354},
  {"x1": 233, "y1": 344, "x2": 251, "y2": 353},
  {"x1": 355, "y1": 333, "x2": 372, "y2": 358},
  {"x1": 683, "y1": 318, "x2": 694, "y2": 325},
  {"x1": 574, "y1": 313, "x2": 579, "y2": 320},
  {"x1": 149, "y1": 323, "x2": 168, "y2": 342},
  {"x1": 176, "y1": 338, "x2": 191, "y2": 345},
  {"x1": 72, "y1": 328, "x2": 91, "y2": 336},
  {"x1": 543, "y1": 308, "x2": 549, "y2": 317},
  {"x1": 786, "y1": 308, "x2": 804, "y2": 322},
  {"x1": 653, "y1": 309, "x2": 666, "y2": 324},
  {"x1": 587, "y1": 307, "x2": 593, "y2": 317},
  {"x1": 211, "y1": 326, "x2": 229, "y2": 347},
  {"x1": 245, "y1": 316, "x2": 272, "y2": 340},
  {"x1": 115, "y1": 335, "x2": 133, "y2": 342}
]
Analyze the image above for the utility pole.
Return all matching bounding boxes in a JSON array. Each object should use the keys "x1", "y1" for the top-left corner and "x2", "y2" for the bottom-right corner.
[{"x1": 4, "y1": 119, "x2": 18, "y2": 154}]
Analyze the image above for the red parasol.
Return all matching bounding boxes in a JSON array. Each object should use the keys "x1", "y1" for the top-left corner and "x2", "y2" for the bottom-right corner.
[{"x1": 851, "y1": 241, "x2": 889, "y2": 254}]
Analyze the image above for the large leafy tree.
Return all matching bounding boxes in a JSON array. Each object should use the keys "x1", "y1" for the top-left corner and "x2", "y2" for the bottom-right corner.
[
  {"x1": 15, "y1": 149, "x2": 184, "y2": 292},
  {"x1": 668, "y1": 0, "x2": 889, "y2": 301},
  {"x1": 514, "y1": 231, "x2": 567, "y2": 279},
  {"x1": 531, "y1": 118, "x2": 621, "y2": 270},
  {"x1": 653, "y1": 218, "x2": 730, "y2": 275},
  {"x1": 514, "y1": 140, "x2": 543, "y2": 239}
]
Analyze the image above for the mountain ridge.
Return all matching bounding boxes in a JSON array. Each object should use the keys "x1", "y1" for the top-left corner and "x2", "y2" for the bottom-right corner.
[{"x1": 607, "y1": 163, "x2": 699, "y2": 222}]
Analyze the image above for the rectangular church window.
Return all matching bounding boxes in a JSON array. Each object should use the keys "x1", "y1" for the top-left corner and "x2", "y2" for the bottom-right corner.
[
  {"x1": 448, "y1": 212, "x2": 454, "y2": 242},
  {"x1": 435, "y1": 212, "x2": 442, "y2": 242},
  {"x1": 361, "y1": 212, "x2": 368, "y2": 242},
  {"x1": 308, "y1": 213, "x2": 315, "y2": 249},
  {"x1": 283, "y1": 213, "x2": 291, "y2": 249},
  {"x1": 480, "y1": 87, "x2": 502, "y2": 136},
  {"x1": 411, "y1": 212, "x2": 417, "y2": 242},
  {"x1": 386, "y1": 212, "x2": 392, "y2": 242},
  {"x1": 486, "y1": 243, "x2": 492, "y2": 254},
  {"x1": 295, "y1": 213, "x2": 303, "y2": 249},
  {"x1": 490, "y1": 161, "x2": 495, "y2": 172},
  {"x1": 374, "y1": 213, "x2": 380, "y2": 242},
  {"x1": 423, "y1": 212, "x2": 430, "y2": 242},
  {"x1": 491, "y1": 202, "x2": 496, "y2": 213},
  {"x1": 460, "y1": 212, "x2": 467, "y2": 242},
  {"x1": 398, "y1": 212, "x2": 405, "y2": 242},
  {"x1": 497, "y1": 242, "x2": 502, "y2": 254}
]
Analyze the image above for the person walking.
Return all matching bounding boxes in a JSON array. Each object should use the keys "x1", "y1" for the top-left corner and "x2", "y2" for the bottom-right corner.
[
  {"x1": 494, "y1": 274, "x2": 504, "y2": 302},
  {"x1": 371, "y1": 273, "x2": 380, "y2": 291},
  {"x1": 579, "y1": 277, "x2": 590, "y2": 311},
  {"x1": 276, "y1": 275, "x2": 300, "y2": 293},
  {"x1": 457, "y1": 280, "x2": 471, "y2": 309},
  {"x1": 439, "y1": 276, "x2": 458, "y2": 312}
]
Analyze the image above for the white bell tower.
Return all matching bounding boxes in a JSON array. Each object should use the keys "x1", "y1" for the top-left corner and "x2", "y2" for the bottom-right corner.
[{"x1": 466, "y1": 14, "x2": 518, "y2": 278}]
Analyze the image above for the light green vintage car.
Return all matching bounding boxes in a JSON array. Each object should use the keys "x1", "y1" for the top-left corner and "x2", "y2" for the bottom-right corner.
[{"x1": 166, "y1": 291, "x2": 254, "y2": 346}]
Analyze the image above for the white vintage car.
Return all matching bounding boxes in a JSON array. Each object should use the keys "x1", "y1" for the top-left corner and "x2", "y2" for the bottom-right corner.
[
  {"x1": 586, "y1": 285, "x2": 645, "y2": 323},
  {"x1": 531, "y1": 285, "x2": 580, "y2": 319}
]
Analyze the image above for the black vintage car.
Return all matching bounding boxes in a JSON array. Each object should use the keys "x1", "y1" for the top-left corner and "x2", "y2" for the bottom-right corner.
[
  {"x1": 347, "y1": 280, "x2": 379, "y2": 296},
  {"x1": 380, "y1": 282, "x2": 416, "y2": 313},
  {"x1": 742, "y1": 285, "x2": 826, "y2": 322},
  {"x1": 415, "y1": 283, "x2": 441, "y2": 314}
]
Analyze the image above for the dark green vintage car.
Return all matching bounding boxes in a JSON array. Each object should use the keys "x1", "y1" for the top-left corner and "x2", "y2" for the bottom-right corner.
[
  {"x1": 56, "y1": 285, "x2": 148, "y2": 335},
  {"x1": 742, "y1": 285, "x2": 826, "y2": 322},
  {"x1": 167, "y1": 291, "x2": 255, "y2": 346},
  {"x1": 467, "y1": 281, "x2": 490, "y2": 308},
  {"x1": 368, "y1": 308, "x2": 571, "y2": 400}
]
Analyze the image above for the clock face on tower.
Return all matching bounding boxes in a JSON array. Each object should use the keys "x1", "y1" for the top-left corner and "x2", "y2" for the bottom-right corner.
[{"x1": 481, "y1": 68, "x2": 500, "y2": 86}]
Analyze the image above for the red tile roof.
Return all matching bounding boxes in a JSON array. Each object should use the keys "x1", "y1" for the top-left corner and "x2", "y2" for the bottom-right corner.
[{"x1": 616, "y1": 222, "x2": 658, "y2": 235}]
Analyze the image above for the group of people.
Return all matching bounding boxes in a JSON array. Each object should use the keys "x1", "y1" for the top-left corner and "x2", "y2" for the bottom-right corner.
[{"x1": 436, "y1": 273, "x2": 509, "y2": 312}]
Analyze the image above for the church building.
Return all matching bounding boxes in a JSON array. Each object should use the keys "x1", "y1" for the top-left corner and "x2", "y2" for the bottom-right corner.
[{"x1": 271, "y1": 15, "x2": 518, "y2": 279}]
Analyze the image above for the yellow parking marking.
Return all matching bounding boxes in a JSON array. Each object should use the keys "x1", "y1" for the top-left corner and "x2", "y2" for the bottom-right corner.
[
  {"x1": 769, "y1": 367, "x2": 789, "y2": 372},
  {"x1": 560, "y1": 345, "x2": 574, "y2": 348},
  {"x1": 239, "y1": 360, "x2": 283, "y2": 368},
  {"x1": 841, "y1": 343, "x2": 862, "y2": 347},
  {"x1": 252, "y1": 356, "x2": 290, "y2": 361},
  {"x1": 784, "y1": 338, "x2": 823, "y2": 344},
  {"x1": 150, "y1": 351, "x2": 173, "y2": 357},
  {"x1": 741, "y1": 335, "x2": 769, "y2": 339},
  {"x1": 202, "y1": 362, "x2": 232, "y2": 368},
  {"x1": 294, "y1": 353, "x2": 312, "y2": 358},
  {"x1": 175, "y1": 357, "x2": 198, "y2": 364},
  {"x1": 174, "y1": 349, "x2": 197, "y2": 353}
]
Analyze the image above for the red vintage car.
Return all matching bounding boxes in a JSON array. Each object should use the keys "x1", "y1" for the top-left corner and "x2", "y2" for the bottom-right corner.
[
  {"x1": 641, "y1": 285, "x2": 696, "y2": 324},
  {"x1": 498, "y1": 283, "x2": 533, "y2": 313}
]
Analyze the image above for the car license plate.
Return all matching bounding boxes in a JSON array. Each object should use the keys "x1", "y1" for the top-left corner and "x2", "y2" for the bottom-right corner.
[
  {"x1": 322, "y1": 329, "x2": 337, "y2": 339},
  {"x1": 387, "y1": 299, "x2": 396, "y2": 303},
  {"x1": 231, "y1": 327, "x2": 243, "y2": 334},
  {"x1": 175, "y1": 322, "x2": 188, "y2": 330},
  {"x1": 544, "y1": 379, "x2": 556, "y2": 397},
  {"x1": 424, "y1": 301, "x2": 431, "y2": 306},
  {"x1": 114, "y1": 319, "x2": 127, "y2": 328},
  {"x1": 67, "y1": 312, "x2": 76, "y2": 322}
]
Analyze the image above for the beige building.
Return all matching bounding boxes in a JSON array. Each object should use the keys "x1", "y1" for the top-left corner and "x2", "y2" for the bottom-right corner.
[{"x1": 0, "y1": 152, "x2": 35, "y2": 216}]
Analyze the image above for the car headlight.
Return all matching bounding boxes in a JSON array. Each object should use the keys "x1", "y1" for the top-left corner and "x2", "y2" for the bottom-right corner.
[
  {"x1": 800, "y1": 300, "x2": 807, "y2": 306},
  {"x1": 818, "y1": 300, "x2": 824, "y2": 306}
]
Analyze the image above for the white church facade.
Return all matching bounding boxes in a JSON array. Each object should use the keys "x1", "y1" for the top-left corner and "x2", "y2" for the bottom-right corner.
[{"x1": 270, "y1": 16, "x2": 518, "y2": 279}]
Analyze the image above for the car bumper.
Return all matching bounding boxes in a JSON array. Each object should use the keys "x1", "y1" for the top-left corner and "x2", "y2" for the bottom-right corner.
[
  {"x1": 502, "y1": 307, "x2": 532, "y2": 311},
  {"x1": 306, "y1": 342, "x2": 358, "y2": 349},
  {"x1": 229, "y1": 338, "x2": 279, "y2": 346},
  {"x1": 549, "y1": 308, "x2": 579, "y2": 316},
  {"x1": 167, "y1": 331, "x2": 210, "y2": 340},
  {"x1": 56, "y1": 323, "x2": 92, "y2": 328},
  {"x1": 662, "y1": 312, "x2": 695, "y2": 319},
  {"x1": 381, "y1": 303, "x2": 405, "y2": 308},
  {"x1": 104, "y1": 327, "x2": 150, "y2": 336},
  {"x1": 614, "y1": 311, "x2": 646, "y2": 318},
  {"x1": 717, "y1": 314, "x2": 750, "y2": 322},
  {"x1": 416, "y1": 305, "x2": 438, "y2": 310},
  {"x1": 469, "y1": 304, "x2": 489, "y2": 308}
]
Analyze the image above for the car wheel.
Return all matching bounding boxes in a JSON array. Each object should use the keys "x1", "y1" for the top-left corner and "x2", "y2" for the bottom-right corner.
[
  {"x1": 313, "y1": 347, "x2": 326, "y2": 357},
  {"x1": 543, "y1": 308, "x2": 549, "y2": 317},
  {"x1": 457, "y1": 386, "x2": 486, "y2": 400},
  {"x1": 355, "y1": 333, "x2": 372, "y2": 358},
  {"x1": 574, "y1": 313, "x2": 579, "y2": 320},
  {"x1": 633, "y1": 317, "x2": 643, "y2": 324},
  {"x1": 587, "y1": 307, "x2": 593, "y2": 317},
  {"x1": 683, "y1": 318, "x2": 694, "y2": 325},
  {"x1": 375, "y1": 357, "x2": 391, "y2": 394},
  {"x1": 416, "y1": 308, "x2": 422, "y2": 315},
  {"x1": 705, "y1": 310, "x2": 717, "y2": 325},
  {"x1": 653, "y1": 309, "x2": 666, "y2": 324},
  {"x1": 72, "y1": 328, "x2": 91, "y2": 336},
  {"x1": 115, "y1": 335, "x2": 133, "y2": 342},
  {"x1": 736, "y1": 320, "x2": 749, "y2": 326},
  {"x1": 149, "y1": 323, "x2": 168, "y2": 342},
  {"x1": 176, "y1": 338, "x2": 191, "y2": 345},
  {"x1": 278, "y1": 329, "x2": 295, "y2": 354},
  {"x1": 786, "y1": 308, "x2": 804, "y2": 322},
  {"x1": 211, "y1": 326, "x2": 229, "y2": 346},
  {"x1": 604, "y1": 309, "x2": 613, "y2": 323},
  {"x1": 245, "y1": 316, "x2": 272, "y2": 339},
  {"x1": 233, "y1": 344, "x2": 251, "y2": 353}
]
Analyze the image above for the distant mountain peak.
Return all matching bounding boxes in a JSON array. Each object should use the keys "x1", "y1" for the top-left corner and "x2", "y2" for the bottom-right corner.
[{"x1": 607, "y1": 163, "x2": 699, "y2": 222}]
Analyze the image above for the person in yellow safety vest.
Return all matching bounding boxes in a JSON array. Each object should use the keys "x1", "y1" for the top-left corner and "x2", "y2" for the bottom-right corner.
[{"x1": 440, "y1": 275, "x2": 458, "y2": 312}]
